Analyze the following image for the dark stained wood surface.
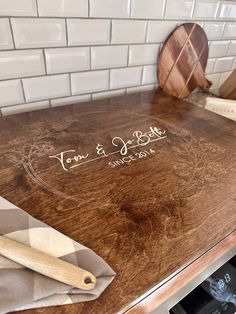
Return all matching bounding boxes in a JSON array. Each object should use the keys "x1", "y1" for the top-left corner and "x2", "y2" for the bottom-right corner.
[
  {"x1": 127, "y1": 230, "x2": 236, "y2": 313},
  {"x1": 0, "y1": 89, "x2": 236, "y2": 314},
  {"x1": 158, "y1": 23, "x2": 211, "y2": 98}
]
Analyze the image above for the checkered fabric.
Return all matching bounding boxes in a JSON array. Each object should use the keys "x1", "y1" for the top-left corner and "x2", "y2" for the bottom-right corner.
[{"x1": 0, "y1": 196, "x2": 115, "y2": 314}]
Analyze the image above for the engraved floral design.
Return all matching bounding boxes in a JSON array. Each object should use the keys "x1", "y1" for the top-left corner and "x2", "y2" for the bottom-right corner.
[
  {"x1": 171, "y1": 136, "x2": 227, "y2": 198},
  {"x1": 5, "y1": 119, "x2": 84, "y2": 202},
  {"x1": 5, "y1": 130, "x2": 55, "y2": 166},
  {"x1": 5, "y1": 116, "x2": 230, "y2": 207},
  {"x1": 161, "y1": 129, "x2": 230, "y2": 240}
]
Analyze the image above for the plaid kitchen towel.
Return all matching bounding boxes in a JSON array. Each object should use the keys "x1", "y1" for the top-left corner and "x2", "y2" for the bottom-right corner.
[{"x1": 0, "y1": 196, "x2": 116, "y2": 314}]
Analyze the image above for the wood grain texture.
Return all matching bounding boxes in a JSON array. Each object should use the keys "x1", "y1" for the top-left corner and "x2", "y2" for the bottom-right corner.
[
  {"x1": 158, "y1": 23, "x2": 211, "y2": 98},
  {"x1": 219, "y1": 69, "x2": 236, "y2": 100},
  {"x1": 0, "y1": 89, "x2": 236, "y2": 314},
  {"x1": 126, "y1": 231, "x2": 236, "y2": 313}
]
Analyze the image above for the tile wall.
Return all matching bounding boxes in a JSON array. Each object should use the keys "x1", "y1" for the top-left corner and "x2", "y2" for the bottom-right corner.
[{"x1": 0, "y1": 0, "x2": 236, "y2": 115}]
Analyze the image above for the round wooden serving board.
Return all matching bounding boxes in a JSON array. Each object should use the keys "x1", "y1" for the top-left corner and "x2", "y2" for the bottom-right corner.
[{"x1": 158, "y1": 23, "x2": 212, "y2": 98}]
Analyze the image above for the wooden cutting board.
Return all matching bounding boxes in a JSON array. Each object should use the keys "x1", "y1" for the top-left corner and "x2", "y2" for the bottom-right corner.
[{"x1": 158, "y1": 23, "x2": 212, "y2": 98}]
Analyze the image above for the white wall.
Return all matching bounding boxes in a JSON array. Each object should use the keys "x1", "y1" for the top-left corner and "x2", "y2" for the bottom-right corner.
[{"x1": 0, "y1": 0, "x2": 236, "y2": 115}]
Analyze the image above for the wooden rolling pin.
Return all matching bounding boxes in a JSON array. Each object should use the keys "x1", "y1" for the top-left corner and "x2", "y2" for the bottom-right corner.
[{"x1": 0, "y1": 235, "x2": 96, "y2": 290}]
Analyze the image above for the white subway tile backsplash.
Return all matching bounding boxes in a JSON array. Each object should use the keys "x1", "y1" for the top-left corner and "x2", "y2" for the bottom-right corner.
[
  {"x1": 203, "y1": 22, "x2": 225, "y2": 40},
  {"x1": 131, "y1": 0, "x2": 165, "y2": 19},
  {"x1": 92, "y1": 89, "x2": 125, "y2": 100},
  {"x1": 205, "y1": 58, "x2": 216, "y2": 74},
  {"x1": 165, "y1": 0, "x2": 195, "y2": 19},
  {"x1": 233, "y1": 57, "x2": 236, "y2": 69},
  {"x1": 209, "y1": 40, "x2": 230, "y2": 58},
  {"x1": 129, "y1": 44, "x2": 160, "y2": 66},
  {"x1": 218, "y1": 71, "x2": 233, "y2": 86},
  {"x1": 37, "y1": 0, "x2": 88, "y2": 17},
  {"x1": 11, "y1": 18, "x2": 66, "y2": 49},
  {"x1": 223, "y1": 22, "x2": 236, "y2": 39},
  {"x1": 0, "y1": 80, "x2": 24, "y2": 107},
  {"x1": 0, "y1": 0, "x2": 236, "y2": 114},
  {"x1": 90, "y1": 0, "x2": 129, "y2": 18},
  {"x1": 23, "y1": 74, "x2": 70, "y2": 102},
  {"x1": 146, "y1": 21, "x2": 177, "y2": 43},
  {"x1": 193, "y1": 0, "x2": 220, "y2": 20},
  {"x1": 91, "y1": 45, "x2": 128, "y2": 70},
  {"x1": 71, "y1": 70, "x2": 109, "y2": 95},
  {"x1": 214, "y1": 56, "x2": 234, "y2": 72},
  {"x1": 0, "y1": 0, "x2": 37, "y2": 16},
  {"x1": 110, "y1": 67, "x2": 142, "y2": 89},
  {"x1": 0, "y1": 50, "x2": 45, "y2": 80},
  {"x1": 67, "y1": 19, "x2": 110, "y2": 46},
  {"x1": 228, "y1": 40, "x2": 236, "y2": 56},
  {"x1": 1, "y1": 101, "x2": 50, "y2": 116},
  {"x1": 218, "y1": 1, "x2": 236, "y2": 20},
  {"x1": 210, "y1": 88, "x2": 219, "y2": 96},
  {"x1": 142, "y1": 65, "x2": 158, "y2": 84},
  {"x1": 0, "y1": 18, "x2": 14, "y2": 50},
  {"x1": 51, "y1": 94, "x2": 91, "y2": 107},
  {"x1": 206, "y1": 73, "x2": 221, "y2": 89},
  {"x1": 126, "y1": 84, "x2": 155, "y2": 94},
  {"x1": 112, "y1": 20, "x2": 147, "y2": 44},
  {"x1": 45, "y1": 47, "x2": 90, "y2": 74}
]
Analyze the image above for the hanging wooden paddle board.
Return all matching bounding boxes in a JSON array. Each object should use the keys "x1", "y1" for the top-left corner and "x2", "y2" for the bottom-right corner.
[{"x1": 158, "y1": 23, "x2": 212, "y2": 98}]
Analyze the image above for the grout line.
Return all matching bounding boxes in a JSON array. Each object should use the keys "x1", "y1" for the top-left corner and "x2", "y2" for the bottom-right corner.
[
  {"x1": 226, "y1": 39, "x2": 231, "y2": 56},
  {"x1": 0, "y1": 32, "x2": 235, "y2": 51},
  {"x1": 191, "y1": 0, "x2": 197, "y2": 20},
  {"x1": 64, "y1": 18, "x2": 69, "y2": 46},
  {"x1": 216, "y1": 1, "x2": 221, "y2": 20},
  {"x1": 0, "y1": 65, "x2": 146, "y2": 82},
  {"x1": 163, "y1": 0, "x2": 168, "y2": 19},
  {"x1": 140, "y1": 65, "x2": 144, "y2": 85},
  {"x1": 0, "y1": 16, "x2": 234, "y2": 23},
  {"x1": 128, "y1": 0, "x2": 132, "y2": 18},
  {"x1": 35, "y1": 0, "x2": 39, "y2": 17},
  {"x1": 110, "y1": 20, "x2": 112, "y2": 44},
  {"x1": 221, "y1": 21, "x2": 226, "y2": 40},
  {"x1": 0, "y1": 38, "x2": 234, "y2": 52},
  {"x1": 144, "y1": 20, "x2": 148, "y2": 43},
  {"x1": 108, "y1": 69, "x2": 111, "y2": 89},
  {"x1": 42, "y1": 49, "x2": 48, "y2": 74},
  {"x1": 51, "y1": 94, "x2": 92, "y2": 104},
  {"x1": 0, "y1": 60, "x2": 234, "y2": 83},
  {"x1": 127, "y1": 45, "x2": 130, "y2": 66},
  {"x1": 68, "y1": 73, "x2": 72, "y2": 96},
  {"x1": 0, "y1": 100, "x2": 51, "y2": 111},
  {"x1": 0, "y1": 72, "x2": 75, "y2": 82},
  {"x1": 20, "y1": 79, "x2": 26, "y2": 102},
  {"x1": 88, "y1": 0, "x2": 90, "y2": 17},
  {"x1": 89, "y1": 46, "x2": 92, "y2": 70},
  {"x1": 8, "y1": 18, "x2": 16, "y2": 49},
  {"x1": 6, "y1": 97, "x2": 84, "y2": 109}
]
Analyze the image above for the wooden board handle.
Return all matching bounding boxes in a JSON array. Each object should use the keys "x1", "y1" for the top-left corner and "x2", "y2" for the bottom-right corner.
[
  {"x1": 199, "y1": 78, "x2": 212, "y2": 93},
  {"x1": 0, "y1": 235, "x2": 96, "y2": 290}
]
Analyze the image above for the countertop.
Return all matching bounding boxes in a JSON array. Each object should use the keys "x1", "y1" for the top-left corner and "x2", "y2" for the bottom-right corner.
[{"x1": 0, "y1": 89, "x2": 236, "y2": 314}]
